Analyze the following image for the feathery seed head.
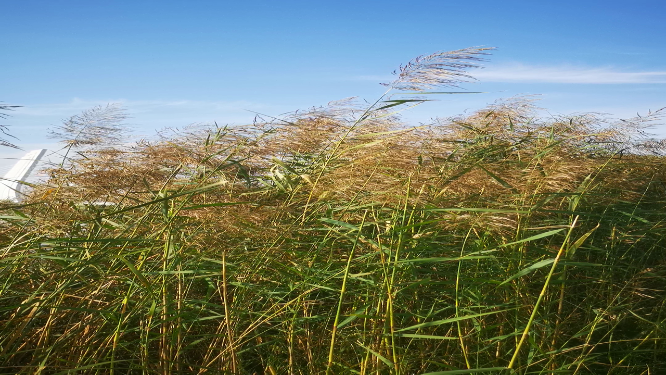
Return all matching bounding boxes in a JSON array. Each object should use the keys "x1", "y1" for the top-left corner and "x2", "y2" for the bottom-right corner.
[{"x1": 384, "y1": 46, "x2": 495, "y2": 91}]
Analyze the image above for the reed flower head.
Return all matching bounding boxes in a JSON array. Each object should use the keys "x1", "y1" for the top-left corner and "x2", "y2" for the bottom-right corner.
[
  {"x1": 384, "y1": 46, "x2": 495, "y2": 91},
  {"x1": 49, "y1": 103, "x2": 130, "y2": 148}
]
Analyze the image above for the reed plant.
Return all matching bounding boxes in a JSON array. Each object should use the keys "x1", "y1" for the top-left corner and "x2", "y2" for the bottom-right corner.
[{"x1": 1, "y1": 47, "x2": 666, "y2": 374}]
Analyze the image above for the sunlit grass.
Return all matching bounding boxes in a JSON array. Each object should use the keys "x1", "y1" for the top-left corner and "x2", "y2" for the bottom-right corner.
[{"x1": 1, "y1": 48, "x2": 666, "y2": 374}]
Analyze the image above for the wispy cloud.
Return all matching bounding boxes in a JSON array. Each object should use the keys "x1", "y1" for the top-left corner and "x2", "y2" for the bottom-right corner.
[
  {"x1": 474, "y1": 63, "x2": 666, "y2": 84},
  {"x1": 14, "y1": 98, "x2": 279, "y2": 117}
]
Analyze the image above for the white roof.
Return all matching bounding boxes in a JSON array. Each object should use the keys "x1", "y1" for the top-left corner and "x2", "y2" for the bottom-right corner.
[{"x1": 0, "y1": 149, "x2": 47, "y2": 202}]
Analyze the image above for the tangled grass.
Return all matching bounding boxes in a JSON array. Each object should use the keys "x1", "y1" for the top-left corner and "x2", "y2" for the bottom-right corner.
[{"x1": 1, "y1": 48, "x2": 666, "y2": 374}]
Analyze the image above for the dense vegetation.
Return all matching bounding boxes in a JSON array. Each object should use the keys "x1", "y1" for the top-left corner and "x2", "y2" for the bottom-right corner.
[{"x1": 1, "y1": 48, "x2": 665, "y2": 374}]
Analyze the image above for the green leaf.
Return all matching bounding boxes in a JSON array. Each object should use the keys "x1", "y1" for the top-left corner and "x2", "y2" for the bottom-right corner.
[
  {"x1": 426, "y1": 207, "x2": 531, "y2": 214},
  {"x1": 337, "y1": 305, "x2": 370, "y2": 329},
  {"x1": 397, "y1": 309, "x2": 513, "y2": 332},
  {"x1": 319, "y1": 218, "x2": 362, "y2": 231},
  {"x1": 422, "y1": 367, "x2": 508, "y2": 374},
  {"x1": 392, "y1": 333, "x2": 457, "y2": 340},
  {"x1": 500, "y1": 259, "x2": 555, "y2": 286},
  {"x1": 115, "y1": 254, "x2": 156, "y2": 298},
  {"x1": 0, "y1": 215, "x2": 30, "y2": 221},
  {"x1": 615, "y1": 210, "x2": 651, "y2": 224},
  {"x1": 376, "y1": 99, "x2": 429, "y2": 111},
  {"x1": 398, "y1": 255, "x2": 494, "y2": 264},
  {"x1": 356, "y1": 343, "x2": 394, "y2": 367},
  {"x1": 565, "y1": 223, "x2": 599, "y2": 258},
  {"x1": 478, "y1": 164, "x2": 518, "y2": 193},
  {"x1": 494, "y1": 228, "x2": 565, "y2": 249}
]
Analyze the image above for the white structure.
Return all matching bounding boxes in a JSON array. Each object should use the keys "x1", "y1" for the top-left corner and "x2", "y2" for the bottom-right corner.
[{"x1": 0, "y1": 149, "x2": 47, "y2": 202}]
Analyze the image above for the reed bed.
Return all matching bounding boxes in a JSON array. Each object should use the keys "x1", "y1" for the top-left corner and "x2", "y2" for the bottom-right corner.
[{"x1": 1, "y1": 48, "x2": 666, "y2": 374}]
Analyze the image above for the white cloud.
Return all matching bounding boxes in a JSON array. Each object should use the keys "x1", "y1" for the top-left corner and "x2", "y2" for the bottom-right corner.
[{"x1": 474, "y1": 63, "x2": 666, "y2": 84}]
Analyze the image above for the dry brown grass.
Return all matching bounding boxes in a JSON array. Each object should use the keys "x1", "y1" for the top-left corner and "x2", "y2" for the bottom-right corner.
[{"x1": 27, "y1": 97, "x2": 665, "y2": 240}]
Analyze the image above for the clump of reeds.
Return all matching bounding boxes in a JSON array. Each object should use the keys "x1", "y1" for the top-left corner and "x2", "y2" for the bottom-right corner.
[{"x1": 1, "y1": 48, "x2": 666, "y2": 374}]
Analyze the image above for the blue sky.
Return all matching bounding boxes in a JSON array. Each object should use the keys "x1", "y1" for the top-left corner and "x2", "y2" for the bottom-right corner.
[{"x1": 2, "y1": 0, "x2": 665, "y2": 164}]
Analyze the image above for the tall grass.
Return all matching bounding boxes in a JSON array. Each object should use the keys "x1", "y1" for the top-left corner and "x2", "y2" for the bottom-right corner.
[{"x1": 1, "y1": 48, "x2": 666, "y2": 374}]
